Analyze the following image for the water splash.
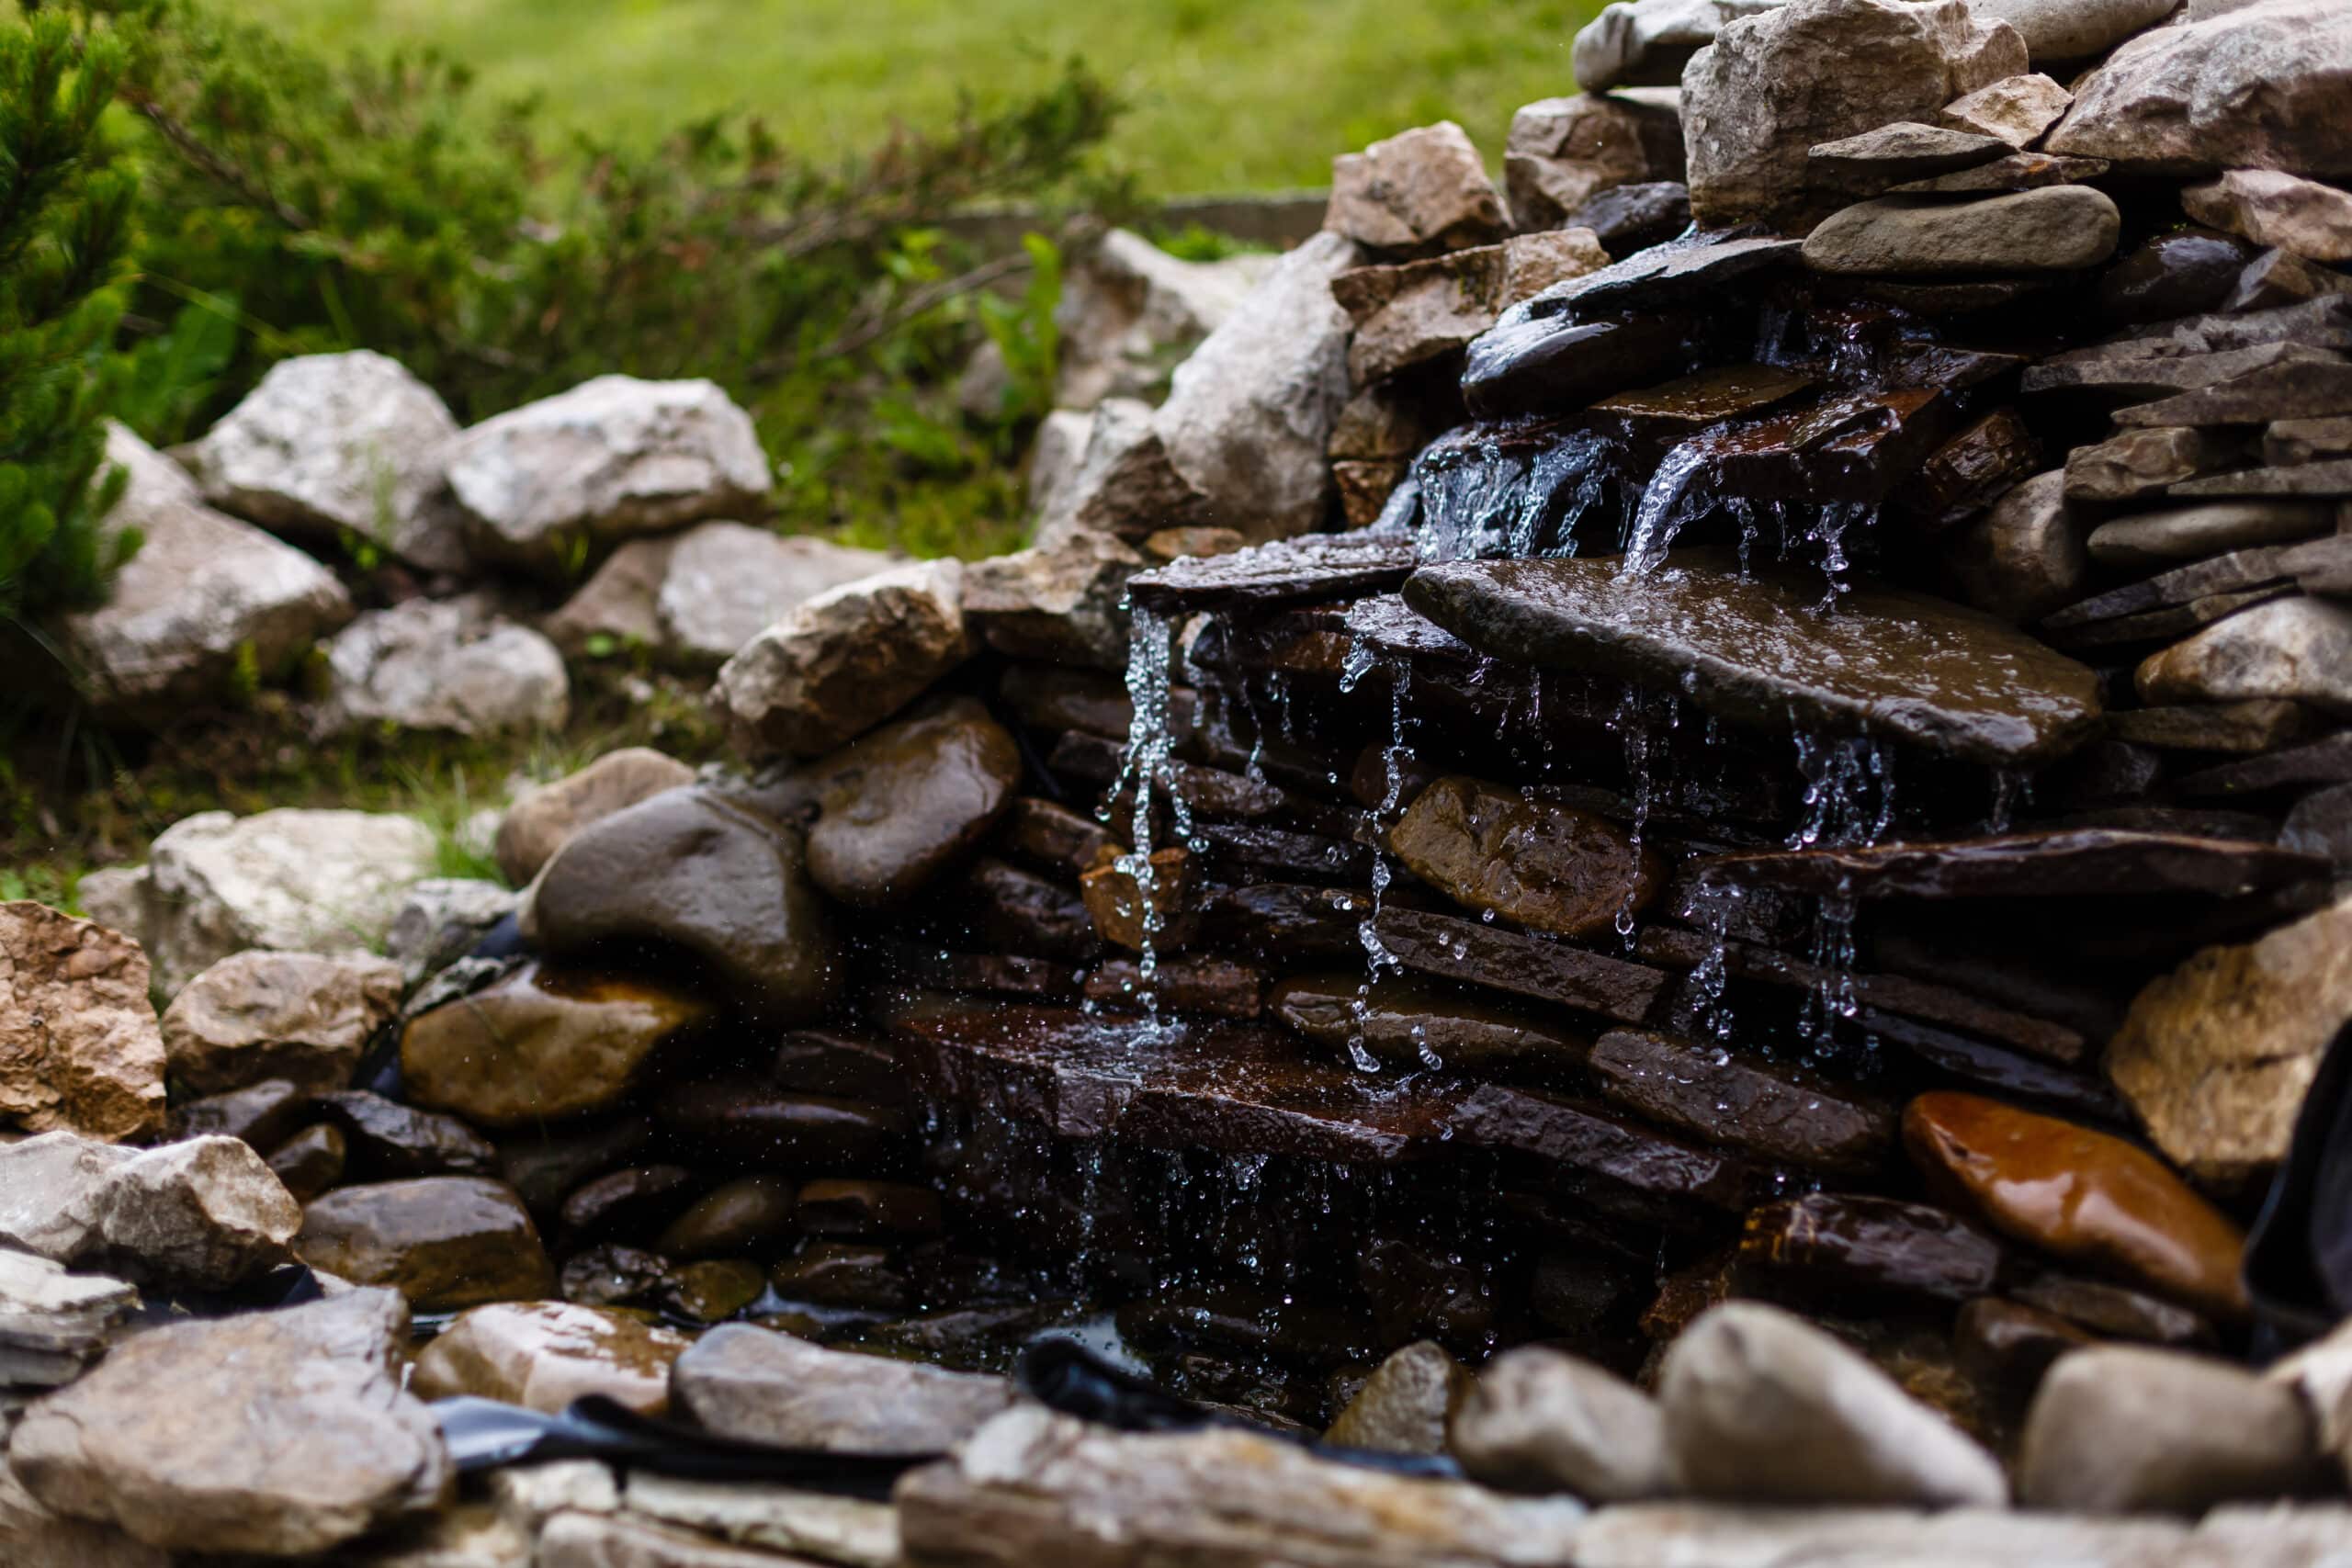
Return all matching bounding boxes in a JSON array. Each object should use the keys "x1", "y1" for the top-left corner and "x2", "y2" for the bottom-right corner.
[
  {"x1": 1106, "y1": 605, "x2": 1195, "y2": 1033},
  {"x1": 1349, "y1": 656, "x2": 1415, "y2": 1074},
  {"x1": 1621, "y1": 427, "x2": 1728, "y2": 577},
  {"x1": 1787, "y1": 729, "x2": 1895, "y2": 1052},
  {"x1": 1412, "y1": 425, "x2": 1625, "y2": 563},
  {"x1": 1613, "y1": 687, "x2": 1657, "y2": 939}
]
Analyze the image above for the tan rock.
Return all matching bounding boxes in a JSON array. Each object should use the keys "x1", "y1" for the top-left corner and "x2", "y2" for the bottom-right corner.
[
  {"x1": 621, "y1": 1472, "x2": 898, "y2": 1568},
  {"x1": 1387, "y1": 775, "x2": 1659, "y2": 940},
  {"x1": 1503, "y1": 91, "x2": 1686, "y2": 231},
  {"x1": 1325, "y1": 121, "x2": 1508, "y2": 257},
  {"x1": 1946, "y1": 469, "x2": 2089, "y2": 622},
  {"x1": 1335, "y1": 230, "x2": 1611, "y2": 385},
  {"x1": 1939, "y1": 73, "x2": 2072, "y2": 148},
  {"x1": 2184, "y1": 170, "x2": 2352, "y2": 265},
  {"x1": 2108, "y1": 895, "x2": 2352, "y2": 1190},
  {"x1": 672, "y1": 1325, "x2": 1020, "y2": 1450},
  {"x1": 87, "y1": 1134, "x2": 302, "y2": 1289},
  {"x1": 1451, "y1": 1346, "x2": 1673, "y2": 1501},
  {"x1": 495, "y1": 748, "x2": 695, "y2": 886},
  {"x1": 2136, "y1": 596, "x2": 2352, "y2": 713},
  {"x1": 2020, "y1": 1347, "x2": 2324, "y2": 1514},
  {"x1": 1324, "y1": 1340, "x2": 1469, "y2": 1456},
  {"x1": 159, "y1": 949, "x2": 404, "y2": 1096},
  {"x1": 295, "y1": 1178, "x2": 554, "y2": 1311},
  {"x1": 0, "y1": 901, "x2": 164, "y2": 1141},
  {"x1": 410, "y1": 1301, "x2": 692, "y2": 1416}
]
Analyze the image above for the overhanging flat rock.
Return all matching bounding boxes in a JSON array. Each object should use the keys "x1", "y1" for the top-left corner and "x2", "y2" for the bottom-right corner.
[
  {"x1": 1404, "y1": 552, "x2": 2103, "y2": 765},
  {"x1": 1126, "y1": 531, "x2": 1419, "y2": 615},
  {"x1": 1690, "y1": 829, "x2": 2328, "y2": 901}
]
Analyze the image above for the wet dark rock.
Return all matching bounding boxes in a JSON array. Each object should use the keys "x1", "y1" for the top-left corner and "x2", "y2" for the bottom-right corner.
[
  {"x1": 2097, "y1": 229, "x2": 2261, "y2": 327},
  {"x1": 772, "y1": 1030, "x2": 906, "y2": 1103},
  {"x1": 1452, "y1": 1083, "x2": 1750, "y2": 1218},
  {"x1": 295, "y1": 1177, "x2": 554, "y2": 1311},
  {"x1": 1702, "y1": 827, "x2": 2323, "y2": 902},
  {"x1": 1125, "y1": 531, "x2": 1419, "y2": 616},
  {"x1": 992, "y1": 797, "x2": 1122, "y2": 878},
  {"x1": 2020, "y1": 1347, "x2": 2324, "y2": 1514},
  {"x1": 1202, "y1": 883, "x2": 1384, "y2": 965},
  {"x1": 400, "y1": 962, "x2": 713, "y2": 1130},
  {"x1": 560, "y1": 1243, "x2": 670, "y2": 1308},
  {"x1": 1886, "y1": 152, "x2": 2110, "y2": 195},
  {"x1": 499, "y1": 1117, "x2": 655, "y2": 1216},
  {"x1": 2064, "y1": 425, "x2": 2248, "y2": 501},
  {"x1": 1373, "y1": 906, "x2": 1668, "y2": 1022},
  {"x1": 494, "y1": 749, "x2": 695, "y2": 886},
  {"x1": 1272, "y1": 972, "x2": 1589, "y2": 1072},
  {"x1": 1192, "y1": 821, "x2": 1371, "y2": 883},
  {"x1": 1449, "y1": 1345, "x2": 1669, "y2": 1499},
  {"x1": 1862, "y1": 1010, "x2": 2127, "y2": 1122},
  {"x1": 314, "y1": 1089, "x2": 498, "y2": 1179},
  {"x1": 1899, "y1": 408, "x2": 2040, "y2": 530},
  {"x1": 1386, "y1": 774, "x2": 1658, "y2": 940},
  {"x1": 1806, "y1": 122, "x2": 2011, "y2": 190},
  {"x1": 2116, "y1": 358, "x2": 2352, "y2": 429},
  {"x1": 1408, "y1": 552, "x2": 2103, "y2": 765},
  {"x1": 1461, "y1": 310, "x2": 1694, "y2": 419},
  {"x1": 166, "y1": 1077, "x2": 312, "y2": 1149},
  {"x1": 1956, "y1": 1297, "x2": 2092, "y2": 1387},
  {"x1": 653, "y1": 1175, "x2": 797, "y2": 1259},
  {"x1": 659, "y1": 1258, "x2": 767, "y2": 1323},
  {"x1": 1591, "y1": 363, "x2": 1817, "y2": 434},
  {"x1": 769, "y1": 1241, "x2": 911, "y2": 1311},
  {"x1": 1741, "y1": 1193, "x2": 2005, "y2": 1303},
  {"x1": 529, "y1": 784, "x2": 840, "y2": 1020},
  {"x1": 1903, "y1": 1091, "x2": 2250, "y2": 1321},
  {"x1": 266, "y1": 1122, "x2": 346, "y2": 1202},
  {"x1": 958, "y1": 860, "x2": 1101, "y2": 964},
  {"x1": 2011, "y1": 1272, "x2": 2217, "y2": 1348},
  {"x1": 1084, "y1": 955, "x2": 1266, "y2": 1018},
  {"x1": 998, "y1": 665, "x2": 1146, "y2": 739},
  {"x1": 796, "y1": 1179, "x2": 944, "y2": 1238},
  {"x1": 1565, "y1": 181, "x2": 1693, "y2": 258},
  {"x1": 559, "y1": 1165, "x2": 698, "y2": 1247},
  {"x1": 1119, "y1": 1286, "x2": 1381, "y2": 1369},
  {"x1": 1527, "y1": 231, "x2": 1804, "y2": 320},
  {"x1": 1592, "y1": 1028, "x2": 1896, "y2": 1174},
  {"x1": 789, "y1": 698, "x2": 1022, "y2": 910},
  {"x1": 654, "y1": 1081, "x2": 910, "y2": 1171},
  {"x1": 677, "y1": 1323, "x2": 1020, "y2": 1450},
  {"x1": 1947, "y1": 468, "x2": 2090, "y2": 623},
  {"x1": 1360, "y1": 1235, "x2": 1499, "y2": 1350},
  {"x1": 2283, "y1": 782, "x2": 2352, "y2": 865},
  {"x1": 1335, "y1": 231, "x2": 1611, "y2": 385},
  {"x1": 880, "y1": 945, "x2": 1082, "y2": 1003}
]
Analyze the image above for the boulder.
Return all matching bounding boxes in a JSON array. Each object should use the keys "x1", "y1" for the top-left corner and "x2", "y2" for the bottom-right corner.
[
  {"x1": 1450, "y1": 1346, "x2": 1673, "y2": 1500},
  {"x1": 62, "y1": 423, "x2": 353, "y2": 717},
  {"x1": 1940, "y1": 73, "x2": 2073, "y2": 148},
  {"x1": 2184, "y1": 170, "x2": 2352, "y2": 265},
  {"x1": 158, "y1": 948, "x2": 403, "y2": 1096},
  {"x1": 711, "y1": 558, "x2": 969, "y2": 759},
  {"x1": 2136, "y1": 596, "x2": 2352, "y2": 713},
  {"x1": 1801, "y1": 186, "x2": 2120, "y2": 275},
  {"x1": 672, "y1": 1325, "x2": 1020, "y2": 1450},
  {"x1": 318, "y1": 596, "x2": 571, "y2": 738},
  {"x1": 1502, "y1": 91, "x2": 1686, "y2": 231},
  {"x1": 494, "y1": 748, "x2": 696, "y2": 886},
  {"x1": 2020, "y1": 1347, "x2": 2323, "y2": 1512},
  {"x1": 1680, "y1": 0, "x2": 2028, "y2": 230},
  {"x1": 6, "y1": 1289, "x2": 450, "y2": 1556},
  {"x1": 2106, "y1": 895, "x2": 2352, "y2": 1189},
  {"x1": 409, "y1": 1301, "x2": 692, "y2": 1416},
  {"x1": 787, "y1": 697, "x2": 1022, "y2": 909},
  {"x1": 1335, "y1": 230, "x2": 1611, "y2": 386},
  {"x1": 295, "y1": 1178, "x2": 554, "y2": 1310},
  {"x1": 1572, "y1": 0, "x2": 1787, "y2": 93},
  {"x1": 1968, "y1": 0, "x2": 2184, "y2": 62},
  {"x1": 187, "y1": 349, "x2": 467, "y2": 572},
  {"x1": 1658, "y1": 1302, "x2": 2009, "y2": 1506},
  {"x1": 1324, "y1": 1341, "x2": 1469, "y2": 1456},
  {"x1": 2045, "y1": 0, "x2": 2352, "y2": 177},
  {"x1": 1055, "y1": 228, "x2": 1276, "y2": 409},
  {"x1": 0, "y1": 901, "x2": 165, "y2": 1140},
  {"x1": 139, "y1": 807, "x2": 438, "y2": 995},
  {"x1": 526, "y1": 785, "x2": 840, "y2": 1019},
  {"x1": 545, "y1": 523, "x2": 898, "y2": 667},
  {"x1": 1156, "y1": 230, "x2": 1361, "y2": 544},
  {"x1": 446, "y1": 376, "x2": 770, "y2": 576},
  {"x1": 1325, "y1": 121, "x2": 1507, "y2": 257}
]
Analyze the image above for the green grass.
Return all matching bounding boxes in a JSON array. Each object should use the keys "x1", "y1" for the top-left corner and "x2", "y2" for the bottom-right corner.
[{"x1": 237, "y1": 0, "x2": 1599, "y2": 196}]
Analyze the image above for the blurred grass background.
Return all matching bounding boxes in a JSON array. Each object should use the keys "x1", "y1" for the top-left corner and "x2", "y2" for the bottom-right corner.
[{"x1": 245, "y1": 0, "x2": 1600, "y2": 193}]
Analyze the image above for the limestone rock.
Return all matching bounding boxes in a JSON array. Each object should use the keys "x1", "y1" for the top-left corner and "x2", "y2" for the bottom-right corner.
[
  {"x1": 2065, "y1": 425, "x2": 2245, "y2": 501},
  {"x1": 6, "y1": 1289, "x2": 449, "y2": 1556},
  {"x1": 672, "y1": 1324, "x2": 1020, "y2": 1450},
  {"x1": 319, "y1": 597, "x2": 571, "y2": 738},
  {"x1": 447, "y1": 376, "x2": 770, "y2": 576},
  {"x1": 72, "y1": 866, "x2": 147, "y2": 946},
  {"x1": 1325, "y1": 122, "x2": 1507, "y2": 257},
  {"x1": 621, "y1": 1472, "x2": 898, "y2": 1568},
  {"x1": 2136, "y1": 596, "x2": 2352, "y2": 713},
  {"x1": 1503, "y1": 91, "x2": 1686, "y2": 231},
  {"x1": 1055, "y1": 228, "x2": 1276, "y2": 410},
  {"x1": 1451, "y1": 1346, "x2": 1673, "y2": 1500},
  {"x1": 1940, "y1": 73, "x2": 2073, "y2": 148},
  {"x1": 294, "y1": 1178, "x2": 554, "y2": 1311},
  {"x1": 2045, "y1": 0, "x2": 2352, "y2": 177},
  {"x1": 86, "y1": 1134, "x2": 302, "y2": 1289},
  {"x1": 0, "y1": 901, "x2": 164, "y2": 1140},
  {"x1": 960, "y1": 527, "x2": 1146, "y2": 670},
  {"x1": 410, "y1": 1301, "x2": 691, "y2": 1416},
  {"x1": 494, "y1": 748, "x2": 696, "y2": 886},
  {"x1": 2184, "y1": 170, "x2": 2352, "y2": 264},
  {"x1": 400, "y1": 961, "x2": 713, "y2": 1128},
  {"x1": 1946, "y1": 468, "x2": 2089, "y2": 622},
  {"x1": 1572, "y1": 0, "x2": 1787, "y2": 93},
  {"x1": 526, "y1": 785, "x2": 840, "y2": 1020},
  {"x1": 1027, "y1": 397, "x2": 1213, "y2": 547},
  {"x1": 2020, "y1": 1347, "x2": 2323, "y2": 1513},
  {"x1": 1680, "y1": 0, "x2": 2028, "y2": 231},
  {"x1": 0, "y1": 1248, "x2": 136, "y2": 1390},
  {"x1": 1324, "y1": 1340, "x2": 1469, "y2": 1456},
  {"x1": 0, "y1": 1462, "x2": 172, "y2": 1568},
  {"x1": 62, "y1": 423, "x2": 353, "y2": 717},
  {"x1": 1659, "y1": 1302, "x2": 2008, "y2": 1506},
  {"x1": 0, "y1": 1133, "x2": 136, "y2": 1261},
  {"x1": 1156, "y1": 230, "x2": 1361, "y2": 544},
  {"x1": 1807, "y1": 123, "x2": 2013, "y2": 190},
  {"x1": 2106, "y1": 895, "x2": 2352, "y2": 1189},
  {"x1": 158, "y1": 948, "x2": 403, "y2": 1096},
  {"x1": 140, "y1": 807, "x2": 438, "y2": 995},
  {"x1": 188, "y1": 350, "x2": 466, "y2": 572},
  {"x1": 711, "y1": 558, "x2": 969, "y2": 759},
  {"x1": 385, "y1": 878, "x2": 518, "y2": 986},
  {"x1": 791, "y1": 697, "x2": 1022, "y2": 909},
  {"x1": 1802, "y1": 186, "x2": 2120, "y2": 275},
  {"x1": 1386, "y1": 774, "x2": 1658, "y2": 940},
  {"x1": 1335, "y1": 230, "x2": 1611, "y2": 386},
  {"x1": 1970, "y1": 0, "x2": 2185, "y2": 62}
]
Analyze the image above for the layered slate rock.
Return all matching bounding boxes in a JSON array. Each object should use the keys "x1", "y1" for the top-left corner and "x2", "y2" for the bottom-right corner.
[
  {"x1": 2105, "y1": 895, "x2": 2352, "y2": 1189},
  {"x1": 7, "y1": 1289, "x2": 450, "y2": 1557},
  {"x1": 0, "y1": 1249, "x2": 135, "y2": 1388},
  {"x1": 1589, "y1": 1027, "x2": 1896, "y2": 1174},
  {"x1": 187, "y1": 350, "x2": 466, "y2": 573},
  {"x1": 1272, "y1": 974, "x2": 1589, "y2": 1073},
  {"x1": 1449, "y1": 1346, "x2": 1673, "y2": 1500},
  {"x1": 895, "y1": 1406, "x2": 1588, "y2": 1568},
  {"x1": 1694, "y1": 828, "x2": 2324, "y2": 901},
  {"x1": 0, "y1": 901, "x2": 166, "y2": 1140},
  {"x1": 673, "y1": 1325, "x2": 1019, "y2": 1450},
  {"x1": 446, "y1": 375, "x2": 769, "y2": 576},
  {"x1": 410, "y1": 1301, "x2": 692, "y2": 1416},
  {"x1": 1404, "y1": 553, "x2": 2102, "y2": 764},
  {"x1": 2020, "y1": 1347, "x2": 2324, "y2": 1514},
  {"x1": 2136, "y1": 597, "x2": 2352, "y2": 713},
  {"x1": 2185, "y1": 171, "x2": 2352, "y2": 265},
  {"x1": 318, "y1": 596, "x2": 571, "y2": 738},
  {"x1": 1334, "y1": 230, "x2": 1610, "y2": 386},
  {"x1": 158, "y1": 948, "x2": 403, "y2": 1096},
  {"x1": 294, "y1": 1177, "x2": 555, "y2": 1311}
]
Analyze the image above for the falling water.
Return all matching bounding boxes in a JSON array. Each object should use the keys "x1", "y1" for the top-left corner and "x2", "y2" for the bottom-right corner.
[
  {"x1": 1620, "y1": 428, "x2": 1727, "y2": 577},
  {"x1": 1787, "y1": 729, "x2": 1896, "y2": 1053},
  {"x1": 1411, "y1": 426, "x2": 1626, "y2": 563},
  {"x1": 1106, "y1": 604, "x2": 1196, "y2": 1032},
  {"x1": 1350, "y1": 655, "x2": 1420, "y2": 1073},
  {"x1": 1612, "y1": 687, "x2": 1657, "y2": 940}
]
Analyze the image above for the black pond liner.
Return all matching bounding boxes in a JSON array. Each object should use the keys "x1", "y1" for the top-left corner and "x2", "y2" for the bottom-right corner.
[{"x1": 2245, "y1": 1015, "x2": 2352, "y2": 1355}]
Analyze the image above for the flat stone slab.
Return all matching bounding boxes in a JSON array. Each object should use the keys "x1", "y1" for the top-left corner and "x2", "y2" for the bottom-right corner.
[
  {"x1": 875, "y1": 991, "x2": 1461, "y2": 1164},
  {"x1": 1125, "y1": 531, "x2": 1419, "y2": 615},
  {"x1": 2171, "y1": 457, "x2": 2352, "y2": 499},
  {"x1": 2116, "y1": 359, "x2": 2352, "y2": 428},
  {"x1": 1692, "y1": 828, "x2": 2328, "y2": 901},
  {"x1": 1404, "y1": 552, "x2": 2103, "y2": 765},
  {"x1": 1372, "y1": 906, "x2": 1668, "y2": 1022}
]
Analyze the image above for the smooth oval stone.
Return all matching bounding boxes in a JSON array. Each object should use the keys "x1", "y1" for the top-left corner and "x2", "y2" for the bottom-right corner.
[
  {"x1": 655, "y1": 1175, "x2": 798, "y2": 1259},
  {"x1": 1322, "y1": 1340, "x2": 1467, "y2": 1457},
  {"x1": 558, "y1": 1165, "x2": 697, "y2": 1247},
  {"x1": 658, "y1": 1258, "x2": 767, "y2": 1325},
  {"x1": 1801, "y1": 187, "x2": 2121, "y2": 277},
  {"x1": 654, "y1": 1082, "x2": 910, "y2": 1171},
  {"x1": 1272, "y1": 972, "x2": 1589, "y2": 1071},
  {"x1": 1386, "y1": 774, "x2": 1658, "y2": 940},
  {"x1": 794, "y1": 697, "x2": 1022, "y2": 909},
  {"x1": 1449, "y1": 1345, "x2": 1670, "y2": 1500},
  {"x1": 559, "y1": 1243, "x2": 670, "y2": 1308},
  {"x1": 1591, "y1": 1028, "x2": 1895, "y2": 1175},
  {"x1": 1740, "y1": 1193, "x2": 2006, "y2": 1303},
  {"x1": 498, "y1": 1116, "x2": 655, "y2": 1216},
  {"x1": 2010, "y1": 1272, "x2": 2215, "y2": 1348},
  {"x1": 527, "y1": 784, "x2": 840, "y2": 1021},
  {"x1": 795, "y1": 1179, "x2": 943, "y2": 1238},
  {"x1": 768, "y1": 1241, "x2": 911, "y2": 1312},
  {"x1": 400, "y1": 962, "x2": 713, "y2": 1129},
  {"x1": 1902, "y1": 1091, "x2": 2250, "y2": 1320},
  {"x1": 294, "y1": 1178, "x2": 553, "y2": 1311},
  {"x1": 410, "y1": 1300, "x2": 690, "y2": 1416},
  {"x1": 2098, "y1": 228, "x2": 2261, "y2": 326},
  {"x1": 266, "y1": 1122, "x2": 346, "y2": 1203}
]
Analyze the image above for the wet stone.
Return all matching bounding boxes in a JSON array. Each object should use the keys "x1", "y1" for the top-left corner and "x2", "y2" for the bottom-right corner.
[
  {"x1": 1700, "y1": 827, "x2": 2322, "y2": 902},
  {"x1": 654, "y1": 1081, "x2": 909, "y2": 1171},
  {"x1": 410, "y1": 1301, "x2": 691, "y2": 1416},
  {"x1": 295, "y1": 1177, "x2": 555, "y2": 1311},
  {"x1": 1119, "y1": 1286, "x2": 1381, "y2": 1369},
  {"x1": 796, "y1": 1179, "x2": 943, "y2": 1238},
  {"x1": 2064, "y1": 425, "x2": 2247, "y2": 502},
  {"x1": 166, "y1": 1076, "x2": 312, "y2": 1149},
  {"x1": 1591, "y1": 1028, "x2": 1894, "y2": 1174},
  {"x1": 493, "y1": 749, "x2": 695, "y2": 886},
  {"x1": 560, "y1": 1244, "x2": 670, "y2": 1309},
  {"x1": 560, "y1": 1165, "x2": 697, "y2": 1247},
  {"x1": 992, "y1": 798, "x2": 1121, "y2": 878},
  {"x1": 1272, "y1": 973, "x2": 1589, "y2": 1073},
  {"x1": 1461, "y1": 310, "x2": 1694, "y2": 420},
  {"x1": 1740, "y1": 1193, "x2": 2005, "y2": 1304},
  {"x1": 1956, "y1": 1297, "x2": 2091, "y2": 1387},
  {"x1": 2011, "y1": 1272, "x2": 2216, "y2": 1348},
  {"x1": 790, "y1": 697, "x2": 1021, "y2": 910},
  {"x1": 659, "y1": 1258, "x2": 767, "y2": 1324},
  {"x1": 1590, "y1": 363, "x2": 1817, "y2": 434},
  {"x1": 314, "y1": 1089, "x2": 499, "y2": 1179},
  {"x1": 961, "y1": 860, "x2": 1101, "y2": 964},
  {"x1": 499, "y1": 1117, "x2": 655, "y2": 1216},
  {"x1": 1860, "y1": 1010, "x2": 2127, "y2": 1123},
  {"x1": 1408, "y1": 553, "x2": 2104, "y2": 765},
  {"x1": 1335, "y1": 230, "x2": 1610, "y2": 385},
  {"x1": 654, "y1": 1176, "x2": 797, "y2": 1259},
  {"x1": 1372, "y1": 906, "x2": 1668, "y2": 1022},
  {"x1": 2020, "y1": 1347, "x2": 2324, "y2": 1514},
  {"x1": 1565, "y1": 181, "x2": 1693, "y2": 259},
  {"x1": 1902, "y1": 1091, "x2": 2249, "y2": 1320},
  {"x1": 1452, "y1": 1083, "x2": 1749, "y2": 1220},
  {"x1": 676, "y1": 1324, "x2": 1020, "y2": 1450},
  {"x1": 1125, "y1": 531, "x2": 1419, "y2": 615},
  {"x1": 1083, "y1": 955, "x2": 1266, "y2": 1018},
  {"x1": 1899, "y1": 408, "x2": 2041, "y2": 530},
  {"x1": 267, "y1": 1122, "x2": 347, "y2": 1202},
  {"x1": 1386, "y1": 774, "x2": 1658, "y2": 940},
  {"x1": 2095, "y1": 229, "x2": 2261, "y2": 327},
  {"x1": 1806, "y1": 122, "x2": 2011, "y2": 191}
]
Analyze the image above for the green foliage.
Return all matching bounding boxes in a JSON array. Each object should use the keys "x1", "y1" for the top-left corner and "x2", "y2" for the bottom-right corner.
[{"x1": 0, "y1": 10, "x2": 139, "y2": 627}]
